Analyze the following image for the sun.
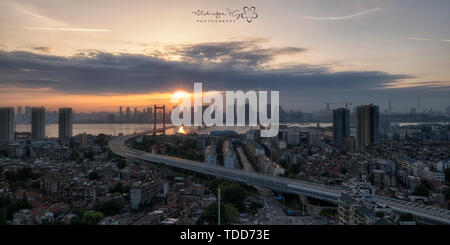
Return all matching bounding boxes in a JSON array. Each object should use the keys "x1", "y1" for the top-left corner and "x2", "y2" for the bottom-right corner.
[
  {"x1": 178, "y1": 125, "x2": 187, "y2": 134},
  {"x1": 172, "y1": 90, "x2": 189, "y2": 99}
]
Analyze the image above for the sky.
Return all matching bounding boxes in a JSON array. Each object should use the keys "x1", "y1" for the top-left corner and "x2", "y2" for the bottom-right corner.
[{"x1": 0, "y1": 0, "x2": 449, "y2": 113}]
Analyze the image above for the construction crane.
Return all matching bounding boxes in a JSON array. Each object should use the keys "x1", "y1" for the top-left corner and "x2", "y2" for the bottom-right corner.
[{"x1": 328, "y1": 101, "x2": 353, "y2": 110}]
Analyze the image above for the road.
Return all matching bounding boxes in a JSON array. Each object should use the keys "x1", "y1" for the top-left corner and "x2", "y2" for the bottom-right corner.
[
  {"x1": 109, "y1": 130, "x2": 450, "y2": 225},
  {"x1": 236, "y1": 146, "x2": 326, "y2": 225}
]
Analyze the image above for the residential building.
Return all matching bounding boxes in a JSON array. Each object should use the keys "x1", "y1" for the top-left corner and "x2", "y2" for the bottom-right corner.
[
  {"x1": 58, "y1": 108, "x2": 73, "y2": 139},
  {"x1": 31, "y1": 107, "x2": 46, "y2": 140},
  {"x1": 356, "y1": 104, "x2": 380, "y2": 151},
  {"x1": 0, "y1": 107, "x2": 14, "y2": 142},
  {"x1": 333, "y1": 108, "x2": 350, "y2": 145}
]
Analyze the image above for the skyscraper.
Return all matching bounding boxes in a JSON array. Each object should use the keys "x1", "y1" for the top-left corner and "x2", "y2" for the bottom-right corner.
[
  {"x1": 147, "y1": 106, "x2": 153, "y2": 122},
  {"x1": 0, "y1": 107, "x2": 15, "y2": 142},
  {"x1": 356, "y1": 104, "x2": 380, "y2": 151},
  {"x1": 17, "y1": 106, "x2": 23, "y2": 122},
  {"x1": 333, "y1": 108, "x2": 350, "y2": 145},
  {"x1": 126, "y1": 106, "x2": 131, "y2": 120},
  {"x1": 24, "y1": 106, "x2": 31, "y2": 123},
  {"x1": 59, "y1": 107, "x2": 73, "y2": 139},
  {"x1": 31, "y1": 107, "x2": 46, "y2": 140}
]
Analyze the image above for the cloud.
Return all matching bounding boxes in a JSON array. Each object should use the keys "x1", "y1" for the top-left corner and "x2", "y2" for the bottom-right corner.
[
  {"x1": 2, "y1": 0, "x2": 63, "y2": 25},
  {"x1": 162, "y1": 39, "x2": 306, "y2": 69},
  {"x1": 407, "y1": 37, "x2": 450, "y2": 43},
  {"x1": 30, "y1": 46, "x2": 53, "y2": 53},
  {"x1": 0, "y1": 42, "x2": 409, "y2": 93},
  {"x1": 22, "y1": 27, "x2": 110, "y2": 32},
  {"x1": 0, "y1": 40, "x2": 447, "y2": 110},
  {"x1": 303, "y1": 8, "x2": 381, "y2": 21},
  {"x1": 0, "y1": 26, "x2": 111, "y2": 32},
  {"x1": 0, "y1": 1, "x2": 110, "y2": 33}
]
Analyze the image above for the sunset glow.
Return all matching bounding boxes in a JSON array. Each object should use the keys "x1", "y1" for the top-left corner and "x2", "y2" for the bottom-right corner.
[
  {"x1": 172, "y1": 91, "x2": 190, "y2": 100},
  {"x1": 177, "y1": 125, "x2": 187, "y2": 134}
]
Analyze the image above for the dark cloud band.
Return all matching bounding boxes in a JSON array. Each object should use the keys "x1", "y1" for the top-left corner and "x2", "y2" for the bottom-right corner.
[{"x1": 0, "y1": 40, "x2": 447, "y2": 110}]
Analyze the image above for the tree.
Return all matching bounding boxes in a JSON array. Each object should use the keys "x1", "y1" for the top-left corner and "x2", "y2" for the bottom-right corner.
[
  {"x1": 4, "y1": 170, "x2": 16, "y2": 182},
  {"x1": 110, "y1": 182, "x2": 129, "y2": 194},
  {"x1": 95, "y1": 199, "x2": 124, "y2": 216},
  {"x1": 94, "y1": 134, "x2": 108, "y2": 147},
  {"x1": 206, "y1": 179, "x2": 224, "y2": 196},
  {"x1": 69, "y1": 152, "x2": 80, "y2": 161},
  {"x1": 117, "y1": 159, "x2": 126, "y2": 169},
  {"x1": 88, "y1": 171, "x2": 100, "y2": 181},
  {"x1": 16, "y1": 167, "x2": 34, "y2": 180},
  {"x1": 223, "y1": 203, "x2": 239, "y2": 223},
  {"x1": 445, "y1": 188, "x2": 450, "y2": 201},
  {"x1": 4, "y1": 167, "x2": 38, "y2": 183},
  {"x1": 0, "y1": 194, "x2": 32, "y2": 221},
  {"x1": 445, "y1": 168, "x2": 450, "y2": 184},
  {"x1": 0, "y1": 207, "x2": 7, "y2": 225},
  {"x1": 84, "y1": 150, "x2": 95, "y2": 161},
  {"x1": 279, "y1": 159, "x2": 288, "y2": 169},
  {"x1": 420, "y1": 179, "x2": 433, "y2": 190},
  {"x1": 69, "y1": 210, "x2": 85, "y2": 225},
  {"x1": 198, "y1": 201, "x2": 239, "y2": 225},
  {"x1": 289, "y1": 164, "x2": 301, "y2": 175},
  {"x1": 319, "y1": 208, "x2": 337, "y2": 218},
  {"x1": 248, "y1": 201, "x2": 263, "y2": 214},
  {"x1": 413, "y1": 184, "x2": 429, "y2": 197},
  {"x1": 21, "y1": 193, "x2": 31, "y2": 209},
  {"x1": 221, "y1": 183, "x2": 249, "y2": 211},
  {"x1": 399, "y1": 213, "x2": 414, "y2": 222},
  {"x1": 205, "y1": 180, "x2": 250, "y2": 211},
  {"x1": 9, "y1": 181, "x2": 27, "y2": 191},
  {"x1": 81, "y1": 210, "x2": 104, "y2": 225}
]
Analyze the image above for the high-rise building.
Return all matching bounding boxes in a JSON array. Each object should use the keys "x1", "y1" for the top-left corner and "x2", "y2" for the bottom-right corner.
[
  {"x1": 0, "y1": 107, "x2": 15, "y2": 142},
  {"x1": 31, "y1": 107, "x2": 46, "y2": 140},
  {"x1": 24, "y1": 106, "x2": 31, "y2": 123},
  {"x1": 356, "y1": 104, "x2": 379, "y2": 151},
  {"x1": 333, "y1": 108, "x2": 350, "y2": 145},
  {"x1": 307, "y1": 129, "x2": 321, "y2": 146},
  {"x1": 126, "y1": 106, "x2": 131, "y2": 120},
  {"x1": 223, "y1": 140, "x2": 238, "y2": 169},
  {"x1": 58, "y1": 108, "x2": 73, "y2": 139},
  {"x1": 147, "y1": 106, "x2": 153, "y2": 115},
  {"x1": 17, "y1": 106, "x2": 23, "y2": 122},
  {"x1": 204, "y1": 144, "x2": 217, "y2": 165}
]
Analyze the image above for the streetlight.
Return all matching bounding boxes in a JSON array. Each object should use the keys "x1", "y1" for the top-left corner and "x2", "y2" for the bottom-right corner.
[{"x1": 218, "y1": 187, "x2": 221, "y2": 225}]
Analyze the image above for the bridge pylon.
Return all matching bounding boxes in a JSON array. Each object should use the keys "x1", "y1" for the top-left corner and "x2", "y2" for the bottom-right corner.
[{"x1": 153, "y1": 105, "x2": 166, "y2": 135}]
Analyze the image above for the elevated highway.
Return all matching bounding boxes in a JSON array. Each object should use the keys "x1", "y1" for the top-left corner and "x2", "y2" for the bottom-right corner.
[{"x1": 108, "y1": 131, "x2": 450, "y2": 225}]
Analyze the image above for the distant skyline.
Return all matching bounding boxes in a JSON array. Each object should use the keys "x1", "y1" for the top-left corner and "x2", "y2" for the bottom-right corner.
[{"x1": 0, "y1": 0, "x2": 449, "y2": 112}]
